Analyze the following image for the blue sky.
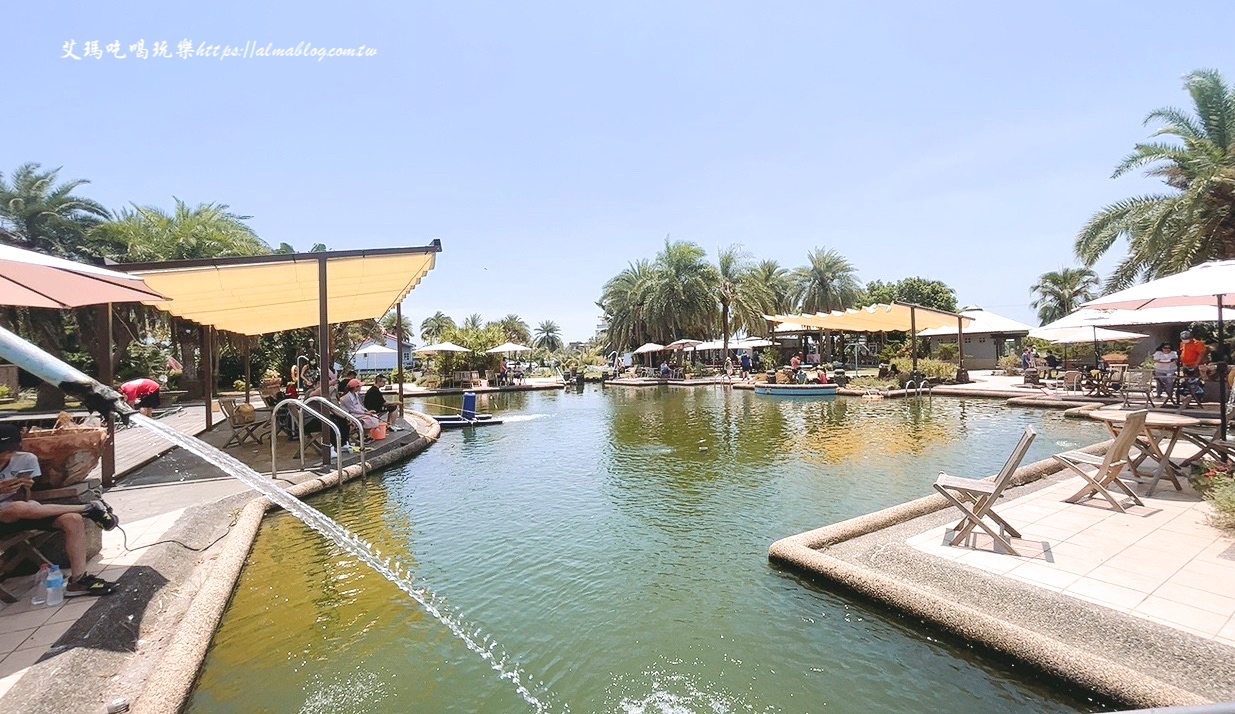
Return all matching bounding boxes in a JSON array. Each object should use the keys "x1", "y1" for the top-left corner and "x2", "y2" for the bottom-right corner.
[{"x1": 7, "y1": 2, "x2": 1234, "y2": 341}]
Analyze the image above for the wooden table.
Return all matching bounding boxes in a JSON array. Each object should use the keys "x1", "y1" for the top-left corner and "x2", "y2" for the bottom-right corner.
[{"x1": 1090, "y1": 410, "x2": 1200, "y2": 496}]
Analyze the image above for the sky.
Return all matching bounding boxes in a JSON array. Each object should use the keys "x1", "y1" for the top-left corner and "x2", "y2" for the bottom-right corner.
[{"x1": 6, "y1": 2, "x2": 1235, "y2": 343}]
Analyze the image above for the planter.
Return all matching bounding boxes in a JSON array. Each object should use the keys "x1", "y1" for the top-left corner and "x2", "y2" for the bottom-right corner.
[{"x1": 21, "y1": 426, "x2": 107, "y2": 489}]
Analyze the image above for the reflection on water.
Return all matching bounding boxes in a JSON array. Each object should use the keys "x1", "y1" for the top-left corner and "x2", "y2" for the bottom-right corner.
[{"x1": 188, "y1": 387, "x2": 1111, "y2": 714}]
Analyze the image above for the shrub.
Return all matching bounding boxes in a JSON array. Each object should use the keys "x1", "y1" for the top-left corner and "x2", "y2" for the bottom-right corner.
[
  {"x1": 1206, "y1": 472, "x2": 1235, "y2": 532},
  {"x1": 890, "y1": 357, "x2": 955, "y2": 383},
  {"x1": 0, "y1": 384, "x2": 8, "y2": 399},
  {"x1": 935, "y1": 343, "x2": 958, "y2": 361},
  {"x1": 233, "y1": 379, "x2": 247, "y2": 391},
  {"x1": 758, "y1": 351, "x2": 779, "y2": 373},
  {"x1": 997, "y1": 354, "x2": 1021, "y2": 375}
]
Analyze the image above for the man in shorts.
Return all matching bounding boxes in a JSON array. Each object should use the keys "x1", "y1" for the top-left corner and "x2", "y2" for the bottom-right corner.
[
  {"x1": 120, "y1": 377, "x2": 161, "y2": 417},
  {"x1": 0, "y1": 424, "x2": 119, "y2": 597}
]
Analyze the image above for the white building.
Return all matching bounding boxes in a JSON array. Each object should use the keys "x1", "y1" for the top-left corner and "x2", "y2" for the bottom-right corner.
[
  {"x1": 917, "y1": 307, "x2": 1033, "y2": 370},
  {"x1": 351, "y1": 333, "x2": 417, "y2": 374}
]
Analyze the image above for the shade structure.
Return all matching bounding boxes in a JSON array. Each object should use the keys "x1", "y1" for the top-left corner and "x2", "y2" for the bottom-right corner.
[
  {"x1": 1042, "y1": 305, "x2": 1235, "y2": 329},
  {"x1": 766, "y1": 303, "x2": 971, "y2": 333},
  {"x1": 767, "y1": 302, "x2": 971, "y2": 373},
  {"x1": 1083, "y1": 260, "x2": 1235, "y2": 439},
  {"x1": 0, "y1": 243, "x2": 166, "y2": 308},
  {"x1": 632, "y1": 342, "x2": 665, "y2": 354},
  {"x1": 735, "y1": 337, "x2": 777, "y2": 349},
  {"x1": 486, "y1": 342, "x2": 533, "y2": 354},
  {"x1": 122, "y1": 243, "x2": 440, "y2": 336},
  {"x1": 353, "y1": 344, "x2": 397, "y2": 357},
  {"x1": 415, "y1": 341, "x2": 471, "y2": 353}
]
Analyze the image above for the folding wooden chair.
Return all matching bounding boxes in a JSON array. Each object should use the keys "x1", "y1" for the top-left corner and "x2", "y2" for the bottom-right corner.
[
  {"x1": 933, "y1": 426, "x2": 1037, "y2": 556},
  {"x1": 1053, "y1": 409, "x2": 1148, "y2": 513},
  {"x1": 1121, "y1": 369, "x2": 1156, "y2": 408},
  {"x1": 219, "y1": 398, "x2": 271, "y2": 447}
]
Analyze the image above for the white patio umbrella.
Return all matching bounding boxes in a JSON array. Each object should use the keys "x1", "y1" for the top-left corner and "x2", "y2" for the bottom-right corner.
[
  {"x1": 485, "y1": 341, "x2": 533, "y2": 354},
  {"x1": 414, "y1": 341, "x2": 472, "y2": 353},
  {"x1": 0, "y1": 243, "x2": 166, "y2": 308},
  {"x1": 665, "y1": 338, "x2": 703, "y2": 350},
  {"x1": 1029, "y1": 325, "x2": 1147, "y2": 370},
  {"x1": 353, "y1": 344, "x2": 396, "y2": 357},
  {"x1": 1083, "y1": 259, "x2": 1235, "y2": 436},
  {"x1": 632, "y1": 342, "x2": 665, "y2": 367}
]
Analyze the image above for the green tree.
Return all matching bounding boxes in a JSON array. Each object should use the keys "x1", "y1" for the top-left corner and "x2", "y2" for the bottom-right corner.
[
  {"x1": 751, "y1": 259, "x2": 794, "y2": 314},
  {"x1": 598, "y1": 258, "x2": 655, "y2": 351},
  {"x1": 533, "y1": 320, "x2": 564, "y2": 352},
  {"x1": 713, "y1": 245, "x2": 773, "y2": 356},
  {"x1": 420, "y1": 311, "x2": 455, "y2": 343},
  {"x1": 791, "y1": 248, "x2": 863, "y2": 313},
  {"x1": 645, "y1": 238, "x2": 718, "y2": 342},
  {"x1": 1030, "y1": 267, "x2": 1100, "y2": 325},
  {"x1": 862, "y1": 277, "x2": 958, "y2": 313},
  {"x1": 379, "y1": 310, "x2": 414, "y2": 340},
  {"x1": 97, "y1": 198, "x2": 269, "y2": 260},
  {"x1": 495, "y1": 314, "x2": 531, "y2": 344},
  {"x1": 462, "y1": 313, "x2": 484, "y2": 332},
  {"x1": 1076, "y1": 69, "x2": 1235, "y2": 289}
]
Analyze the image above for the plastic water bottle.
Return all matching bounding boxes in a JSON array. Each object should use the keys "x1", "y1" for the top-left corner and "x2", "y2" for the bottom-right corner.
[
  {"x1": 30, "y1": 563, "x2": 50, "y2": 605},
  {"x1": 45, "y1": 565, "x2": 65, "y2": 606}
]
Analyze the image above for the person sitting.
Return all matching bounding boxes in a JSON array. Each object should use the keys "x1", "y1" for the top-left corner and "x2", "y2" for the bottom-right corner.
[
  {"x1": 659, "y1": 361, "x2": 672, "y2": 378},
  {"x1": 0, "y1": 425, "x2": 118, "y2": 597},
  {"x1": 120, "y1": 377, "x2": 161, "y2": 417},
  {"x1": 1043, "y1": 352, "x2": 1060, "y2": 377},
  {"x1": 364, "y1": 375, "x2": 403, "y2": 430},
  {"x1": 339, "y1": 379, "x2": 382, "y2": 441}
]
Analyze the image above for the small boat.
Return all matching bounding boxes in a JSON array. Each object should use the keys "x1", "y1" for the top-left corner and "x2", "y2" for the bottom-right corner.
[
  {"x1": 753, "y1": 383, "x2": 839, "y2": 396},
  {"x1": 434, "y1": 414, "x2": 504, "y2": 429}
]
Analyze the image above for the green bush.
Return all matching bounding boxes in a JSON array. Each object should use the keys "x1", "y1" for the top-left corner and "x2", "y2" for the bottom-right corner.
[
  {"x1": 758, "y1": 351, "x2": 779, "y2": 372},
  {"x1": 1206, "y1": 472, "x2": 1235, "y2": 532},
  {"x1": 935, "y1": 343, "x2": 958, "y2": 361},
  {"x1": 997, "y1": 354, "x2": 1021, "y2": 375},
  {"x1": 0, "y1": 385, "x2": 8, "y2": 399},
  {"x1": 890, "y1": 357, "x2": 955, "y2": 382}
]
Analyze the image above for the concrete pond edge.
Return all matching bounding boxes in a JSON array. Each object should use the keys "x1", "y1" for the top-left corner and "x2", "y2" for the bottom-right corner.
[
  {"x1": 768, "y1": 446, "x2": 1211, "y2": 709},
  {"x1": 130, "y1": 411, "x2": 442, "y2": 714}
]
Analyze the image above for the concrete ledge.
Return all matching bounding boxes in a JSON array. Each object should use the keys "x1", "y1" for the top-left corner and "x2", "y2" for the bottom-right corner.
[
  {"x1": 768, "y1": 445, "x2": 1217, "y2": 709},
  {"x1": 130, "y1": 411, "x2": 441, "y2": 714}
]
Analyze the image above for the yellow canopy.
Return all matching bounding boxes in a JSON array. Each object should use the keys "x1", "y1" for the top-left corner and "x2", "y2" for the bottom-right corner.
[
  {"x1": 122, "y1": 243, "x2": 440, "y2": 336},
  {"x1": 766, "y1": 303, "x2": 970, "y2": 333}
]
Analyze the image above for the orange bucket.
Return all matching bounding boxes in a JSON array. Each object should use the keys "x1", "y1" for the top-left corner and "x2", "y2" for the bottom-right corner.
[{"x1": 368, "y1": 423, "x2": 387, "y2": 441}]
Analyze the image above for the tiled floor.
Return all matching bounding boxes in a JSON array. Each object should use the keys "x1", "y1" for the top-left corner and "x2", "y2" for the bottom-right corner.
[
  {"x1": 909, "y1": 475, "x2": 1235, "y2": 645},
  {"x1": 0, "y1": 509, "x2": 184, "y2": 698}
]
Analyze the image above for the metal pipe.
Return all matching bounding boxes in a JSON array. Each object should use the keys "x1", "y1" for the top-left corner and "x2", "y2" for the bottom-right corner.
[{"x1": 0, "y1": 323, "x2": 133, "y2": 421}]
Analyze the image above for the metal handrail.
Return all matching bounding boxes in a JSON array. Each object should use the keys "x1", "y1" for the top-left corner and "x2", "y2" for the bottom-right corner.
[
  {"x1": 303, "y1": 396, "x2": 368, "y2": 478},
  {"x1": 907, "y1": 378, "x2": 932, "y2": 399},
  {"x1": 270, "y1": 398, "x2": 344, "y2": 486}
]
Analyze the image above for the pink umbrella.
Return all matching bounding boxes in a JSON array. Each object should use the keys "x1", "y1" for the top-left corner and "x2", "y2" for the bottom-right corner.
[{"x1": 0, "y1": 244, "x2": 166, "y2": 308}]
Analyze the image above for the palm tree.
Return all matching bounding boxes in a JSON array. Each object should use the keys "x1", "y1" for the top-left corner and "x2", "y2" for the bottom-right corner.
[
  {"x1": 380, "y1": 310, "x2": 414, "y2": 339},
  {"x1": 462, "y1": 313, "x2": 484, "y2": 331},
  {"x1": 98, "y1": 198, "x2": 269, "y2": 260},
  {"x1": 420, "y1": 311, "x2": 455, "y2": 343},
  {"x1": 791, "y1": 248, "x2": 863, "y2": 313},
  {"x1": 645, "y1": 238, "x2": 718, "y2": 342},
  {"x1": 713, "y1": 245, "x2": 773, "y2": 356},
  {"x1": 750, "y1": 260, "x2": 794, "y2": 315},
  {"x1": 598, "y1": 258, "x2": 655, "y2": 350},
  {"x1": 1076, "y1": 69, "x2": 1235, "y2": 290},
  {"x1": 0, "y1": 163, "x2": 111, "y2": 258},
  {"x1": 496, "y1": 314, "x2": 531, "y2": 344},
  {"x1": 1030, "y1": 267, "x2": 1100, "y2": 325},
  {"x1": 533, "y1": 320, "x2": 564, "y2": 352}
]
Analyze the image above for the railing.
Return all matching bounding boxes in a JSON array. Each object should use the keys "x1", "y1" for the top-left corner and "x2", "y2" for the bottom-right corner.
[
  {"x1": 303, "y1": 396, "x2": 368, "y2": 479},
  {"x1": 270, "y1": 398, "x2": 345, "y2": 487},
  {"x1": 906, "y1": 378, "x2": 932, "y2": 399}
]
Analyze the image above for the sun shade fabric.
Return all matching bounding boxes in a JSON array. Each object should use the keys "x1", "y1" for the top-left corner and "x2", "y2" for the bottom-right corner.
[
  {"x1": 0, "y1": 244, "x2": 166, "y2": 308},
  {"x1": 486, "y1": 342, "x2": 533, "y2": 354},
  {"x1": 126, "y1": 247, "x2": 437, "y2": 336},
  {"x1": 1030, "y1": 326, "x2": 1148, "y2": 343},
  {"x1": 1083, "y1": 260, "x2": 1235, "y2": 310},
  {"x1": 766, "y1": 303, "x2": 970, "y2": 333}
]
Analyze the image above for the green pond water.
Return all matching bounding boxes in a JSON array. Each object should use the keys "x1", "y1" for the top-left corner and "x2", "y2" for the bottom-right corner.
[{"x1": 188, "y1": 386, "x2": 1114, "y2": 714}]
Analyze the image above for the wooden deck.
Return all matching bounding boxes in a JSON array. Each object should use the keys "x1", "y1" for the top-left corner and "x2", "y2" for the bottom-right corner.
[{"x1": 88, "y1": 405, "x2": 213, "y2": 483}]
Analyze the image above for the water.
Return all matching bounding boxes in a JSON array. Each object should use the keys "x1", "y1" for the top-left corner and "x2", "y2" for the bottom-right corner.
[
  {"x1": 184, "y1": 388, "x2": 1112, "y2": 713},
  {"x1": 131, "y1": 415, "x2": 554, "y2": 712}
]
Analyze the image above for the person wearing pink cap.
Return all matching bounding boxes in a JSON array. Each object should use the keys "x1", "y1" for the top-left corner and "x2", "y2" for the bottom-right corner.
[{"x1": 339, "y1": 378, "x2": 381, "y2": 437}]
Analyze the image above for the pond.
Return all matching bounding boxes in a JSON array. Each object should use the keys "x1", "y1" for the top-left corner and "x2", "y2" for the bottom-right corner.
[{"x1": 187, "y1": 386, "x2": 1113, "y2": 714}]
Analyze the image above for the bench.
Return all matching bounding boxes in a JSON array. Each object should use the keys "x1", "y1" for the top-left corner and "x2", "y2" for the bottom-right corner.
[{"x1": 0, "y1": 517, "x2": 59, "y2": 603}]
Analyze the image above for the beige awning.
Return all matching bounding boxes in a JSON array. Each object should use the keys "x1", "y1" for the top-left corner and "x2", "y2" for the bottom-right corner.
[
  {"x1": 766, "y1": 303, "x2": 969, "y2": 332},
  {"x1": 120, "y1": 243, "x2": 440, "y2": 336}
]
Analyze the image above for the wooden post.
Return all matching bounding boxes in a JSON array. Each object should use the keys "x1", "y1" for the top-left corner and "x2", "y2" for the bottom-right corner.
[
  {"x1": 203, "y1": 326, "x2": 214, "y2": 430},
  {"x1": 243, "y1": 337, "x2": 252, "y2": 404},
  {"x1": 100, "y1": 304, "x2": 116, "y2": 487},
  {"x1": 396, "y1": 303, "x2": 405, "y2": 397}
]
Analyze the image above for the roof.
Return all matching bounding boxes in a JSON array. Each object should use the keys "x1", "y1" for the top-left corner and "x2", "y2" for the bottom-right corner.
[
  {"x1": 917, "y1": 307, "x2": 1033, "y2": 336},
  {"x1": 766, "y1": 303, "x2": 970, "y2": 333},
  {"x1": 118, "y1": 243, "x2": 441, "y2": 336}
]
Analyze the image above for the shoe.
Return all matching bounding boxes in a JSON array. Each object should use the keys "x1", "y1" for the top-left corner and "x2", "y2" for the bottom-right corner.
[
  {"x1": 84, "y1": 500, "x2": 119, "y2": 531},
  {"x1": 65, "y1": 573, "x2": 115, "y2": 597}
]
